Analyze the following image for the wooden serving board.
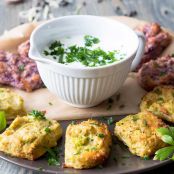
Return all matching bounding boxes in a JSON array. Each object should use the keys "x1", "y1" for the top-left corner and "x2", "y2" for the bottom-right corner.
[{"x1": 0, "y1": 16, "x2": 174, "y2": 120}]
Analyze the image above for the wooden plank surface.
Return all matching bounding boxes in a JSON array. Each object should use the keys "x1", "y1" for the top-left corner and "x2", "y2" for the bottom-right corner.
[{"x1": 0, "y1": 0, "x2": 174, "y2": 173}]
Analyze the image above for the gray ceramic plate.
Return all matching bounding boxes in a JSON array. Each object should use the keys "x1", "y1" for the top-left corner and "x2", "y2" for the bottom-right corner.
[{"x1": 0, "y1": 115, "x2": 170, "y2": 174}]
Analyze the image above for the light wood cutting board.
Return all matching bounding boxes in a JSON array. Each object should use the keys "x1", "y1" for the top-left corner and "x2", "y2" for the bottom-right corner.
[{"x1": 0, "y1": 16, "x2": 173, "y2": 120}]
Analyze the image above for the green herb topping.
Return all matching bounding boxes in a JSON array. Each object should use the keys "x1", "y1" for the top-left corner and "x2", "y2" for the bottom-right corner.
[
  {"x1": 45, "y1": 127, "x2": 51, "y2": 133},
  {"x1": 46, "y1": 147, "x2": 61, "y2": 166},
  {"x1": 84, "y1": 35, "x2": 100, "y2": 47},
  {"x1": 154, "y1": 127, "x2": 174, "y2": 161},
  {"x1": 71, "y1": 121, "x2": 76, "y2": 125},
  {"x1": 107, "y1": 117, "x2": 115, "y2": 125},
  {"x1": 0, "y1": 111, "x2": 6, "y2": 132},
  {"x1": 48, "y1": 102, "x2": 53, "y2": 106},
  {"x1": 143, "y1": 156, "x2": 150, "y2": 160},
  {"x1": 18, "y1": 64, "x2": 25, "y2": 72},
  {"x1": 98, "y1": 133, "x2": 105, "y2": 138},
  {"x1": 132, "y1": 115, "x2": 139, "y2": 122},
  {"x1": 29, "y1": 110, "x2": 46, "y2": 120},
  {"x1": 143, "y1": 119, "x2": 148, "y2": 127},
  {"x1": 43, "y1": 35, "x2": 125, "y2": 67}
]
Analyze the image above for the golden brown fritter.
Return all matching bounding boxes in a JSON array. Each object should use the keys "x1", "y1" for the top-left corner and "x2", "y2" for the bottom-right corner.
[
  {"x1": 0, "y1": 115, "x2": 62, "y2": 160},
  {"x1": 64, "y1": 119, "x2": 112, "y2": 169},
  {"x1": 0, "y1": 88, "x2": 26, "y2": 120},
  {"x1": 140, "y1": 86, "x2": 174, "y2": 123},
  {"x1": 114, "y1": 112, "x2": 166, "y2": 157}
]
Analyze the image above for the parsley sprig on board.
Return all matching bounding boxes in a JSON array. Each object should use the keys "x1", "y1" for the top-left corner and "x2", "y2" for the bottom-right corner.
[{"x1": 154, "y1": 127, "x2": 174, "y2": 161}]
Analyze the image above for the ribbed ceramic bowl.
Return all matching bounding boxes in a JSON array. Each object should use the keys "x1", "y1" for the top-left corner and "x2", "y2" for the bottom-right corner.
[{"x1": 29, "y1": 15, "x2": 145, "y2": 108}]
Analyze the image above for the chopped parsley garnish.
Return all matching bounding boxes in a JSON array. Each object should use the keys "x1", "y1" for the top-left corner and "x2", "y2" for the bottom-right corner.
[
  {"x1": 143, "y1": 119, "x2": 148, "y2": 127},
  {"x1": 157, "y1": 97, "x2": 164, "y2": 103},
  {"x1": 84, "y1": 35, "x2": 100, "y2": 47},
  {"x1": 48, "y1": 102, "x2": 53, "y2": 106},
  {"x1": 45, "y1": 127, "x2": 51, "y2": 133},
  {"x1": 0, "y1": 111, "x2": 6, "y2": 132},
  {"x1": 90, "y1": 122, "x2": 99, "y2": 126},
  {"x1": 107, "y1": 117, "x2": 115, "y2": 125},
  {"x1": 29, "y1": 110, "x2": 46, "y2": 120},
  {"x1": 132, "y1": 115, "x2": 139, "y2": 122},
  {"x1": 18, "y1": 64, "x2": 25, "y2": 71},
  {"x1": 154, "y1": 127, "x2": 174, "y2": 161},
  {"x1": 143, "y1": 156, "x2": 150, "y2": 160},
  {"x1": 71, "y1": 120, "x2": 76, "y2": 125},
  {"x1": 154, "y1": 88, "x2": 162, "y2": 95},
  {"x1": 46, "y1": 147, "x2": 61, "y2": 166},
  {"x1": 98, "y1": 133, "x2": 105, "y2": 138},
  {"x1": 91, "y1": 147, "x2": 97, "y2": 150},
  {"x1": 43, "y1": 35, "x2": 125, "y2": 67}
]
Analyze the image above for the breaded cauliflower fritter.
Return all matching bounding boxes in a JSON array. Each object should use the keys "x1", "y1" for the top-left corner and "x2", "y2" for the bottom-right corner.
[
  {"x1": 0, "y1": 115, "x2": 62, "y2": 160},
  {"x1": 0, "y1": 88, "x2": 26, "y2": 120},
  {"x1": 140, "y1": 86, "x2": 174, "y2": 123},
  {"x1": 64, "y1": 119, "x2": 112, "y2": 169},
  {"x1": 114, "y1": 112, "x2": 166, "y2": 157}
]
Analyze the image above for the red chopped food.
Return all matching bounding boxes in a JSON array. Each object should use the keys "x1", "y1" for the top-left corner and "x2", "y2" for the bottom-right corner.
[
  {"x1": 137, "y1": 55, "x2": 174, "y2": 91},
  {"x1": 136, "y1": 23, "x2": 171, "y2": 71},
  {"x1": 0, "y1": 41, "x2": 44, "y2": 92}
]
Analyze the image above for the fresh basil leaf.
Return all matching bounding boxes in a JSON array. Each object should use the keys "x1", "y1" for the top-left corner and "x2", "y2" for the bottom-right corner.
[
  {"x1": 0, "y1": 111, "x2": 6, "y2": 132},
  {"x1": 161, "y1": 135, "x2": 174, "y2": 145},
  {"x1": 154, "y1": 146, "x2": 174, "y2": 161}
]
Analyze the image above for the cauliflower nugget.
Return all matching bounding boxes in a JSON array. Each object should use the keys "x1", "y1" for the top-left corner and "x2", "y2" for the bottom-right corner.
[
  {"x1": 0, "y1": 88, "x2": 26, "y2": 120},
  {"x1": 140, "y1": 86, "x2": 174, "y2": 123},
  {"x1": 114, "y1": 112, "x2": 166, "y2": 157},
  {"x1": 64, "y1": 119, "x2": 112, "y2": 169},
  {"x1": 0, "y1": 112, "x2": 62, "y2": 160}
]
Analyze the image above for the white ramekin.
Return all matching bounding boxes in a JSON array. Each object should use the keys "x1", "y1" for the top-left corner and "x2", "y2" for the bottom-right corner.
[{"x1": 29, "y1": 15, "x2": 145, "y2": 108}]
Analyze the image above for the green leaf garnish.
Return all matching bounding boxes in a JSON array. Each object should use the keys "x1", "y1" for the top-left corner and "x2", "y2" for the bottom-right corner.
[
  {"x1": 107, "y1": 117, "x2": 115, "y2": 125},
  {"x1": 29, "y1": 110, "x2": 46, "y2": 120},
  {"x1": 154, "y1": 146, "x2": 174, "y2": 161},
  {"x1": 143, "y1": 156, "x2": 150, "y2": 160},
  {"x1": 161, "y1": 135, "x2": 174, "y2": 145},
  {"x1": 98, "y1": 133, "x2": 105, "y2": 138},
  {"x1": 45, "y1": 127, "x2": 51, "y2": 133},
  {"x1": 84, "y1": 35, "x2": 100, "y2": 47},
  {"x1": 46, "y1": 147, "x2": 61, "y2": 166},
  {"x1": 154, "y1": 127, "x2": 174, "y2": 161},
  {"x1": 0, "y1": 111, "x2": 6, "y2": 132}
]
